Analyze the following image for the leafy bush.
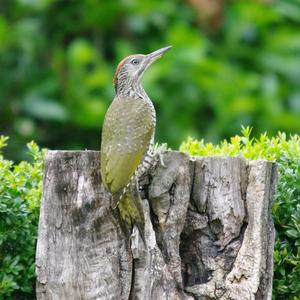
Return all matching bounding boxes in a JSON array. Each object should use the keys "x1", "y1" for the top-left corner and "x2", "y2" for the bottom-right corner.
[
  {"x1": 180, "y1": 127, "x2": 300, "y2": 299},
  {"x1": 273, "y1": 157, "x2": 300, "y2": 299},
  {"x1": 0, "y1": 136, "x2": 45, "y2": 300}
]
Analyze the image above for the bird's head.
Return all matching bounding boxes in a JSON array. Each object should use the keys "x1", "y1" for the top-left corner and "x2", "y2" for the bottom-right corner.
[{"x1": 113, "y1": 46, "x2": 172, "y2": 95}]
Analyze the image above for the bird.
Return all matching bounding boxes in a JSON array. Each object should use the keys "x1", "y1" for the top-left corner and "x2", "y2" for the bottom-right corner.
[{"x1": 100, "y1": 46, "x2": 172, "y2": 241}]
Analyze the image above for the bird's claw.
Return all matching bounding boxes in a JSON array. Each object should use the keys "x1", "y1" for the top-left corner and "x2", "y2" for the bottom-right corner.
[
  {"x1": 158, "y1": 153, "x2": 166, "y2": 167},
  {"x1": 154, "y1": 143, "x2": 168, "y2": 168}
]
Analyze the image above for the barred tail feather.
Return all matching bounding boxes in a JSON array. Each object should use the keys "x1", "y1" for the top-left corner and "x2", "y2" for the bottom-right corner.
[{"x1": 118, "y1": 191, "x2": 145, "y2": 243}]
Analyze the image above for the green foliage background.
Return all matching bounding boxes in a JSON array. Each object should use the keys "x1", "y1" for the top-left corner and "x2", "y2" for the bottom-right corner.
[{"x1": 1, "y1": 0, "x2": 300, "y2": 161}]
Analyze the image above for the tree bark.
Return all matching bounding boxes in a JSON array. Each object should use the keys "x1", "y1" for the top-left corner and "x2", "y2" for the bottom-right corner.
[{"x1": 36, "y1": 151, "x2": 277, "y2": 300}]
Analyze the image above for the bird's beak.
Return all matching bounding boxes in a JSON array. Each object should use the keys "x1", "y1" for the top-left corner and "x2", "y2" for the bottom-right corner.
[
  {"x1": 138, "y1": 46, "x2": 172, "y2": 79},
  {"x1": 147, "y1": 46, "x2": 172, "y2": 63}
]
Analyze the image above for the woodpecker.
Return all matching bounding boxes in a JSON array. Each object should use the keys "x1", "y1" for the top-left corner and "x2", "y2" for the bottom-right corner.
[{"x1": 100, "y1": 46, "x2": 172, "y2": 240}]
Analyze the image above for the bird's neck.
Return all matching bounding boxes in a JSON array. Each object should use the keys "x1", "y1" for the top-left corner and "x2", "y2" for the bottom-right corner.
[{"x1": 115, "y1": 77, "x2": 148, "y2": 99}]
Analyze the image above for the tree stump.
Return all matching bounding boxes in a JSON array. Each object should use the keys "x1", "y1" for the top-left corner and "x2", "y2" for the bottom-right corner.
[{"x1": 36, "y1": 150, "x2": 277, "y2": 300}]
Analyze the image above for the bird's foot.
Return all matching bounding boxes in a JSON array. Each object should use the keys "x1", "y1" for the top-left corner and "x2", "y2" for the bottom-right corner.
[
  {"x1": 157, "y1": 152, "x2": 166, "y2": 167},
  {"x1": 154, "y1": 143, "x2": 168, "y2": 168}
]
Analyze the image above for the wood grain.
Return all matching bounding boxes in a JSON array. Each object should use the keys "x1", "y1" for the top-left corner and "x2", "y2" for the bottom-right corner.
[{"x1": 36, "y1": 151, "x2": 277, "y2": 300}]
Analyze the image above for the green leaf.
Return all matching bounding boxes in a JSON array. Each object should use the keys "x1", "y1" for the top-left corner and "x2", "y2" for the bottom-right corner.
[
  {"x1": 286, "y1": 229, "x2": 300, "y2": 239},
  {"x1": 22, "y1": 94, "x2": 69, "y2": 122}
]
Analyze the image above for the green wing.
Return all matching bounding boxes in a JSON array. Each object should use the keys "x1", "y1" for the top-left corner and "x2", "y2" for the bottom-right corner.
[{"x1": 100, "y1": 96, "x2": 155, "y2": 194}]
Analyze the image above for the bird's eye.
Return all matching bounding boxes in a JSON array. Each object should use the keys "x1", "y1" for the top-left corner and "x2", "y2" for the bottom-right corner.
[{"x1": 131, "y1": 59, "x2": 140, "y2": 65}]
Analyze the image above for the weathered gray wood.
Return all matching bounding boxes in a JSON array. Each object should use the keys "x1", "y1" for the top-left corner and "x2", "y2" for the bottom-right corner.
[
  {"x1": 36, "y1": 151, "x2": 132, "y2": 300},
  {"x1": 36, "y1": 151, "x2": 277, "y2": 300},
  {"x1": 184, "y1": 158, "x2": 277, "y2": 299}
]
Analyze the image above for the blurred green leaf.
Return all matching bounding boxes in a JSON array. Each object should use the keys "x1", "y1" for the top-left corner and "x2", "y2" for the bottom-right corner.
[{"x1": 22, "y1": 94, "x2": 68, "y2": 122}]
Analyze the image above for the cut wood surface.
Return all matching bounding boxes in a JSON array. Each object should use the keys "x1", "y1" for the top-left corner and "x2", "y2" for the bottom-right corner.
[{"x1": 36, "y1": 150, "x2": 277, "y2": 300}]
